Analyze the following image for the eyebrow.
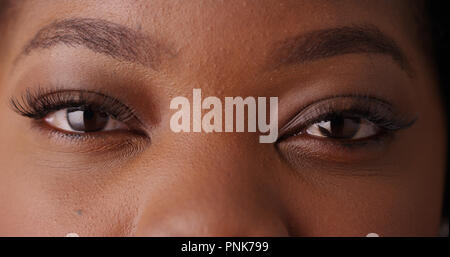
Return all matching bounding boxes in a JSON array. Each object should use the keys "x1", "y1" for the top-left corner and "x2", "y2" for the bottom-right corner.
[
  {"x1": 18, "y1": 18, "x2": 171, "y2": 69},
  {"x1": 270, "y1": 25, "x2": 412, "y2": 74}
]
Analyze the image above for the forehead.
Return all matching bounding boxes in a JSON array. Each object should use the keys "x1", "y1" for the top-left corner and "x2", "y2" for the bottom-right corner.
[
  {"x1": 8, "y1": 0, "x2": 419, "y2": 87},
  {"x1": 13, "y1": 0, "x2": 414, "y2": 47}
]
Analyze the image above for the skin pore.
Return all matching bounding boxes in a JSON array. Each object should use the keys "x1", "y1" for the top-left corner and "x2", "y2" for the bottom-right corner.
[{"x1": 0, "y1": 0, "x2": 446, "y2": 236}]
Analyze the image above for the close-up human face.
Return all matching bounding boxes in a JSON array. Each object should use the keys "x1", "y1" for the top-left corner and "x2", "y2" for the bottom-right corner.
[{"x1": 0, "y1": 0, "x2": 447, "y2": 237}]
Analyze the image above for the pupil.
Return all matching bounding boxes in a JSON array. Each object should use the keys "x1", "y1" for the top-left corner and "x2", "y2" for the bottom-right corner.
[
  {"x1": 318, "y1": 117, "x2": 361, "y2": 139},
  {"x1": 67, "y1": 107, "x2": 109, "y2": 132}
]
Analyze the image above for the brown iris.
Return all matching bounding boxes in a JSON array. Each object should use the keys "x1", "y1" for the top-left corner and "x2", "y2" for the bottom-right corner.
[
  {"x1": 317, "y1": 117, "x2": 361, "y2": 139},
  {"x1": 66, "y1": 107, "x2": 109, "y2": 132}
]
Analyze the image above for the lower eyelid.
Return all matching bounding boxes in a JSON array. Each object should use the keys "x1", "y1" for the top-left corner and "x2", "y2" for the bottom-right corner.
[
  {"x1": 277, "y1": 131, "x2": 394, "y2": 164},
  {"x1": 29, "y1": 119, "x2": 151, "y2": 155}
]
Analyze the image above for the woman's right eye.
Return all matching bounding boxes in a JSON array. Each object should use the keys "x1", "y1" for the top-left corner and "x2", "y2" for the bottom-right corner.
[{"x1": 44, "y1": 107, "x2": 129, "y2": 133}]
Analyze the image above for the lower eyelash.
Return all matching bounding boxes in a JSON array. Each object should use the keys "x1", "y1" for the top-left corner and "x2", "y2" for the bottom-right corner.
[{"x1": 28, "y1": 117, "x2": 150, "y2": 155}]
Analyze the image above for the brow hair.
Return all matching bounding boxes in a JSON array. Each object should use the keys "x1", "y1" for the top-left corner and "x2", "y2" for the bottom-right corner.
[
  {"x1": 271, "y1": 24, "x2": 411, "y2": 74},
  {"x1": 21, "y1": 18, "x2": 169, "y2": 69}
]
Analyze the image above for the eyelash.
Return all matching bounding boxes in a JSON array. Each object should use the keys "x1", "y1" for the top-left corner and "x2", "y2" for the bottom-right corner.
[
  {"x1": 278, "y1": 95, "x2": 416, "y2": 142},
  {"x1": 10, "y1": 87, "x2": 141, "y2": 129},
  {"x1": 11, "y1": 90, "x2": 415, "y2": 148}
]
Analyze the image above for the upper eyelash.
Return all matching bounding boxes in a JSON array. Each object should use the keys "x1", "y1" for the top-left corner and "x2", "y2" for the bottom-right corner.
[
  {"x1": 279, "y1": 94, "x2": 417, "y2": 139},
  {"x1": 10, "y1": 87, "x2": 139, "y2": 123}
]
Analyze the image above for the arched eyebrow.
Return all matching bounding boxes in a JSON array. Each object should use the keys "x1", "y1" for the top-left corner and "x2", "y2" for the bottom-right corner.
[
  {"x1": 17, "y1": 18, "x2": 172, "y2": 70},
  {"x1": 269, "y1": 25, "x2": 412, "y2": 75}
]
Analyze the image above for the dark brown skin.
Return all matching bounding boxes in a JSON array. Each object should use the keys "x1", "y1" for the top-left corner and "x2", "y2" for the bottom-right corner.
[{"x1": 0, "y1": 0, "x2": 446, "y2": 236}]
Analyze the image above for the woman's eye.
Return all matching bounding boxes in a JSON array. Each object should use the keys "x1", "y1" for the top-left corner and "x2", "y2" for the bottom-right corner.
[
  {"x1": 44, "y1": 107, "x2": 128, "y2": 133},
  {"x1": 305, "y1": 116, "x2": 380, "y2": 140}
]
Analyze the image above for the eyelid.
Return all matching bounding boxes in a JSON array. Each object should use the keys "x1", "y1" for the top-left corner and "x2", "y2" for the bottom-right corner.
[
  {"x1": 10, "y1": 88, "x2": 138, "y2": 121},
  {"x1": 278, "y1": 95, "x2": 416, "y2": 140},
  {"x1": 10, "y1": 87, "x2": 149, "y2": 137},
  {"x1": 29, "y1": 118, "x2": 151, "y2": 156},
  {"x1": 9, "y1": 87, "x2": 152, "y2": 159}
]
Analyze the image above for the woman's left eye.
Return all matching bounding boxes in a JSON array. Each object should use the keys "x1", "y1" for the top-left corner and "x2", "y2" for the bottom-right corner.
[
  {"x1": 44, "y1": 107, "x2": 128, "y2": 133},
  {"x1": 305, "y1": 116, "x2": 380, "y2": 140}
]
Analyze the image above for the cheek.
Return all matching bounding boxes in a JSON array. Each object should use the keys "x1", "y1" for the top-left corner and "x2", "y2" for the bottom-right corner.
[
  {"x1": 0, "y1": 170, "x2": 63, "y2": 236},
  {"x1": 0, "y1": 160, "x2": 141, "y2": 236},
  {"x1": 279, "y1": 159, "x2": 443, "y2": 236}
]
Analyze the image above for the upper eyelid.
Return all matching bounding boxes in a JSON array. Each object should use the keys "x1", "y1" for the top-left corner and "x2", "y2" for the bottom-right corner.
[
  {"x1": 280, "y1": 95, "x2": 390, "y2": 131},
  {"x1": 10, "y1": 88, "x2": 137, "y2": 119},
  {"x1": 278, "y1": 95, "x2": 415, "y2": 139}
]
